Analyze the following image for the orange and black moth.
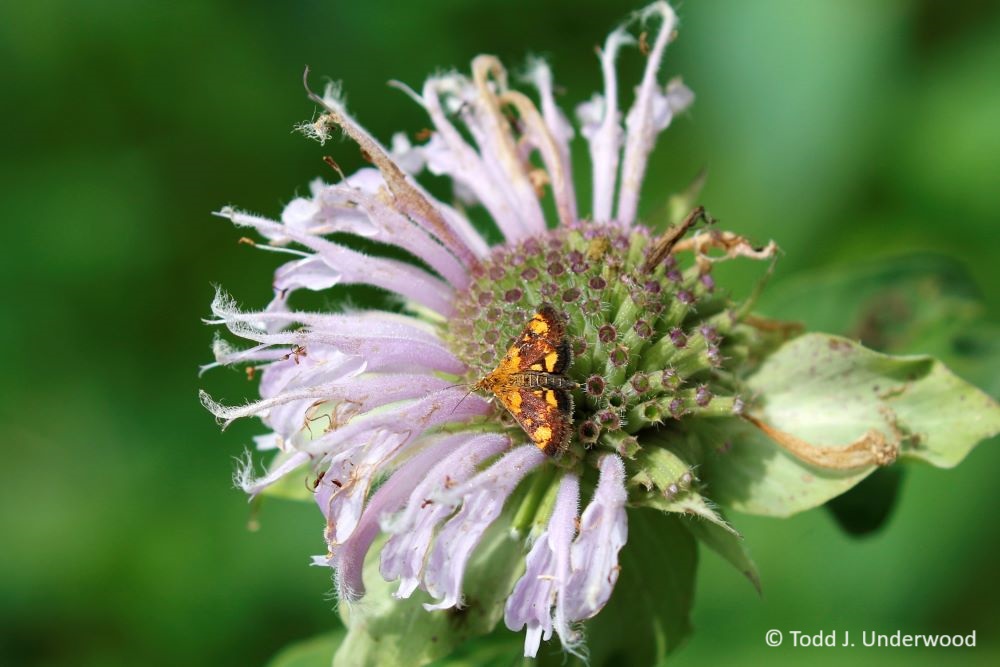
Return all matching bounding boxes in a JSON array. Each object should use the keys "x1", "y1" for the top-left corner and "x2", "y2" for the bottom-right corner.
[{"x1": 475, "y1": 305, "x2": 577, "y2": 456}]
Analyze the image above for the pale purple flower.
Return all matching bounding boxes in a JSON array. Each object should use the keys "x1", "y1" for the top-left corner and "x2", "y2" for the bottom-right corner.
[
  {"x1": 378, "y1": 432, "x2": 513, "y2": 600},
  {"x1": 421, "y1": 445, "x2": 546, "y2": 611},
  {"x1": 564, "y1": 454, "x2": 628, "y2": 621},
  {"x1": 202, "y1": 1, "x2": 712, "y2": 657},
  {"x1": 504, "y1": 455, "x2": 627, "y2": 658},
  {"x1": 505, "y1": 472, "x2": 581, "y2": 657}
]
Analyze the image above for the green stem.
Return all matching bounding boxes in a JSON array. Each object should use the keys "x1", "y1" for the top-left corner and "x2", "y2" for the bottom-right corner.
[{"x1": 510, "y1": 464, "x2": 557, "y2": 536}]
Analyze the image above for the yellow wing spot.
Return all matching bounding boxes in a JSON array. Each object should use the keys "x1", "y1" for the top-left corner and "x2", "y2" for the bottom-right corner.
[
  {"x1": 544, "y1": 390, "x2": 558, "y2": 407},
  {"x1": 523, "y1": 417, "x2": 534, "y2": 426},
  {"x1": 528, "y1": 317, "x2": 549, "y2": 334},
  {"x1": 533, "y1": 425, "x2": 553, "y2": 445},
  {"x1": 530, "y1": 363, "x2": 544, "y2": 371},
  {"x1": 501, "y1": 389, "x2": 523, "y2": 413},
  {"x1": 544, "y1": 351, "x2": 558, "y2": 372}
]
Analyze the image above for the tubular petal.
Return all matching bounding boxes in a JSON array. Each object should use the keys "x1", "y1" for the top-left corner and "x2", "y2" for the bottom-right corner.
[
  {"x1": 422, "y1": 446, "x2": 546, "y2": 610},
  {"x1": 564, "y1": 454, "x2": 628, "y2": 620},
  {"x1": 505, "y1": 473, "x2": 581, "y2": 657},
  {"x1": 419, "y1": 76, "x2": 533, "y2": 242},
  {"x1": 583, "y1": 27, "x2": 631, "y2": 223},
  {"x1": 333, "y1": 434, "x2": 468, "y2": 600},
  {"x1": 380, "y1": 432, "x2": 512, "y2": 598},
  {"x1": 617, "y1": 3, "x2": 693, "y2": 225}
]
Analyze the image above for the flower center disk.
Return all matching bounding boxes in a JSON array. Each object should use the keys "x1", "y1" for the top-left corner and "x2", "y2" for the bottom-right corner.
[{"x1": 446, "y1": 223, "x2": 733, "y2": 456}]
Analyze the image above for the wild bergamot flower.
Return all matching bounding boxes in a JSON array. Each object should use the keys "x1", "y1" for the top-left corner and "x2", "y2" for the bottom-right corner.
[{"x1": 202, "y1": 2, "x2": 1000, "y2": 663}]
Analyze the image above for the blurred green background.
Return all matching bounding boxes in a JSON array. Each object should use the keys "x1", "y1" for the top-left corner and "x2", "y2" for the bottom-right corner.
[{"x1": 2, "y1": 0, "x2": 999, "y2": 665}]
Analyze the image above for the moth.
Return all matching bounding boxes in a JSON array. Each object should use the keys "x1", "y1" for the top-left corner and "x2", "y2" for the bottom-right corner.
[{"x1": 475, "y1": 305, "x2": 577, "y2": 456}]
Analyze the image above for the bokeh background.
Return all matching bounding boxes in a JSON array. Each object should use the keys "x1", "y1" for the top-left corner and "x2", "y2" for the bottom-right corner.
[{"x1": 3, "y1": 0, "x2": 999, "y2": 665}]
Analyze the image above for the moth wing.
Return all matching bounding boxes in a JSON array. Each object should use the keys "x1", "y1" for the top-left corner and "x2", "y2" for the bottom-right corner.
[
  {"x1": 498, "y1": 387, "x2": 573, "y2": 456},
  {"x1": 510, "y1": 305, "x2": 572, "y2": 373}
]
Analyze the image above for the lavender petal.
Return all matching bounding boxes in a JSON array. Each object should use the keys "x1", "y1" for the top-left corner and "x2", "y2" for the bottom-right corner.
[
  {"x1": 524, "y1": 58, "x2": 577, "y2": 226},
  {"x1": 330, "y1": 434, "x2": 461, "y2": 600},
  {"x1": 617, "y1": 3, "x2": 693, "y2": 225},
  {"x1": 416, "y1": 76, "x2": 534, "y2": 242},
  {"x1": 233, "y1": 448, "x2": 312, "y2": 498},
  {"x1": 505, "y1": 473, "x2": 581, "y2": 657},
  {"x1": 308, "y1": 184, "x2": 469, "y2": 288},
  {"x1": 207, "y1": 294, "x2": 465, "y2": 375},
  {"x1": 298, "y1": 87, "x2": 482, "y2": 267},
  {"x1": 422, "y1": 445, "x2": 546, "y2": 610},
  {"x1": 564, "y1": 454, "x2": 628, "y2": 621},
  {"x1": 202, "y1": 371, "x2": 449, "y2": 437},
  {"x1": 579, "y1": 27, "x2": 631, "y2": 223},
  {"x1": 380, "y1": 432, "x2": 511, "y2": 599},
  {"x1": 302, "y1": 387, "x2": 490, "y2": 457},
  {"x1": 219, "y1": 207, "x2": 454, "y2": 315}
]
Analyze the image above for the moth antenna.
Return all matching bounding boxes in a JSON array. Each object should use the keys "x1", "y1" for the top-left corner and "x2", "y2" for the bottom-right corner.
[
  {"x1": 448, "y1": 383, "x2": 479, "y2": 415},
  {"x1": 442, "y1": 380, "x2": 472, "y2": 391}
]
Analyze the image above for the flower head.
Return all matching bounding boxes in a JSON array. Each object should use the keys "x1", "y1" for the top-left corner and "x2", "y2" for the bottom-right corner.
[{"x1": 202, "y1": 1, "x2": 777, "y2": 658}]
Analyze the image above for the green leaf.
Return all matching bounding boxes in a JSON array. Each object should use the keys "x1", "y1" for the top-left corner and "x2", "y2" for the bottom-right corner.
[
  {"x1": 626, "y1": 437, "x2": 757, "y2": 594},
  {"x1": 752, "y1": 254, "x2": 1000, "y2": 531},
  {"x1": 333, "y1": 505, "x2": 527, "y2": 667},
  {"x1": 557, "y1": 511, "x2": 697, "y2": 667},
  {"x1": 693, "y1": 417, "x2": 872, "y2": 517},
  {"x1": 749, "y1": 333, "x2": 1000, "y2": 467},
  {"x1": 266, "y1": 629, "x2": 345, "y2": 667},
  {"x1": 628, "y1": 445, "x2": 693, "y2": 494},
  {"x1": 699, "y1": 334, "x2": 1000, "y2": 516},
  {"x1": 640, "y1": 491, "x2": 736, "y2": 532},
  {"x1": 627, "y1": 440, "x2": 739, "y2": 533},
  {"x1": 682, "y1": 517, "x2": 761, "y2": 594}
]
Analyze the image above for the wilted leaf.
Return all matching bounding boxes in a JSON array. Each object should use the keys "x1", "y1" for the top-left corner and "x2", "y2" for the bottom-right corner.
[
  {"x1": 694, "y1": 417, "x2": 872, "y2": 517},
  {"x1": 698, "y1": 334, "x2": 1000, "y2": 516},
  {"x1": 749, "y1": 333, "x2": 999, "y2": 467},
  {"x1": 753, "y1": 253, "x2": 1000, "y2": 530}
]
